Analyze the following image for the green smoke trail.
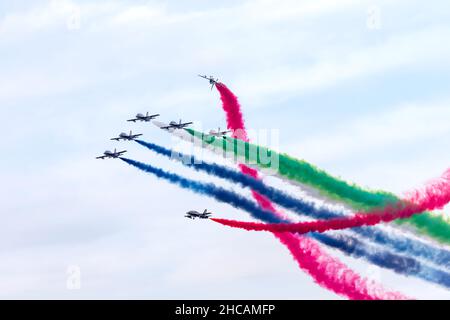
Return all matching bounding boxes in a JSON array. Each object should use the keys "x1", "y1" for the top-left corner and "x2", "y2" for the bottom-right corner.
[{"x1": 185, "y1": 128, "x2": 450, "y2": 244}]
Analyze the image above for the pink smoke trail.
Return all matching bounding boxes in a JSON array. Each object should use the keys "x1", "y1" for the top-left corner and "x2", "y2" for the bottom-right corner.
[
  {"x1": 214, "y1": 82, "x2": 408, "y2": 300},
  {"x1": 215, "y1": 83, "x2": 248, "y2": 141},
  {"x1": 275, "y1": 233, "x2": 407, "y2": 300},
  {"x1": 211, "y1": 168, "x2": 450, "y2": 233},
  {"x1": 406, "y1": 169, "x2": 450, "y2": 209}
]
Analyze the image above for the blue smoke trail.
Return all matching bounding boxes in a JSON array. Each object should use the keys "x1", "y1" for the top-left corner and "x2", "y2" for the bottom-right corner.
[
  {"x1": 121, "y1": 157, "x2": 283, "y2": 224},
  {"x1": 135, "y1": 139, "x2": 450, "y2": 269},
  {"x1": 121, "y1": 157, "x2": 450, "y2": 289},
  {"x1": 314, "y1": 233, "x2": 450, "y2": 288}
]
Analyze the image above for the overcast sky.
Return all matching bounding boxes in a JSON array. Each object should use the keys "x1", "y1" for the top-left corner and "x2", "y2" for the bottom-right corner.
[{"x1": 0, "y1": 0, "x2": 449, "y2": 299}]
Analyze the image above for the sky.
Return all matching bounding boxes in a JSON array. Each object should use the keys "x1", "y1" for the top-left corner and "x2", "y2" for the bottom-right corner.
[{"x1": 0, "y1": 0, "x2": 449, "y2": 299}]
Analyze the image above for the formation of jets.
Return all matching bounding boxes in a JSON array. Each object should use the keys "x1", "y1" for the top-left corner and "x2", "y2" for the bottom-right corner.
[
  {"x1": 96, "y1": 113, "x2": 196, "y2": 159},
  {"x1": 185, "y1": 209, "x2": 212, "y2": 220},
  {"x1": 96, "y1": 112, "x2": 193, "y2": 159},
  {"x1": 97, "y1": 75, "x2": 222, "y2": 221},
  {"x1": 96, "y1": 111, "x2": 157, "y2": 160}
]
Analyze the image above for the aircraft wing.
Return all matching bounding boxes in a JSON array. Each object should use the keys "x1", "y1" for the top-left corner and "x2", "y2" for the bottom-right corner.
[
  {"x1": 110, "y1": 137, "x2": 120, "y2": 141},
  {"x1": 127, "y1": 118, "x2": 137, "y2": 122},
  {"x1": 96, "y1": 155, "x2": 106, "y2": 159},
  {"x1": 117, "y1": 151, "x2": 127, "y2": 155},
  {"x1": 133, "y1": 134, "x2": 143, "y2": 138}
]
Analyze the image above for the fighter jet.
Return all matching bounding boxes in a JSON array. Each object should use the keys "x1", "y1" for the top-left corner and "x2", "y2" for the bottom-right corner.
[
  {"x1": 185, "y1": 209, "x2": 212, "y2": 220},
  {"x1": 127, "y1": 112, "x2": 160, "y2": 122},
  {"x1": 198, "y1": 75, "x2": 218, "y2": 90},
  {"x1": 161, "y1": 119, "x2": 193, "y2": 130},
  {"x1": 110, "y1": 130, "x2": 142, "y2": 141},
  {"x1": 96, "y1": 148, "x2": 127, "y2": 159},
  {"x1": 209, "y1": 127, "x2": 231, "y2": 138}
]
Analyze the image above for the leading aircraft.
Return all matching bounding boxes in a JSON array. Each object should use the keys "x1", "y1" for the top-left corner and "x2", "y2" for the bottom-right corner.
[
  {"x1": 198, "y1": 75, "x2": 218, "y2": 90},
  {"x1": 209, "y1": 127, "x2": 231, "y2": 138},
  {"x1": 161, "y1": 119, "x2": 193, "y2": 130},
  {"x1": 127, "y1": 112, "x2": 160, "y2": 122},
  {"x1": 185, "y1": 209, "x2": 212, "y2": 220},
  {"x1": 110, "y1": 130, "x2": 142, "y2": 141},
  {"x1": 96, "y1": 149, "x2": 127, "y2": 159}
]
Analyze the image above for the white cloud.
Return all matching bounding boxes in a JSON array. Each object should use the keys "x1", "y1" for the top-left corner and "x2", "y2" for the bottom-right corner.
[
  {"x1": 0, "y1": 0, "x2": 81, "y2": 36},
  {"x1": 237, "y1": 26, "x2": 450, "y2": 102},
  {"x1": 286, "y1": 100, "x2": 450, "y2": 163}
]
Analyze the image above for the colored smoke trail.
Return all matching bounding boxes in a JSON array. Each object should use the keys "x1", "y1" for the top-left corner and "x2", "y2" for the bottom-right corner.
[
  {"x1": 211, "y1": 168, "x2": 450, "y2": 234},
  {"x1": 213, "y1": 83, "x2": 408, "y2": 299},
  {"x1": 184, "y1": 128, "x2": 450, "y2": 244},
  {"x1": 121, "y1": 157, "x2": 410, "y2": 299},
  {"x1": 135, "y1": 139, "x2": 450, "y2": 268},
  {"x1": 274, "y1": 232, "x2": 407, "y2": 300},
  {"x1": 276, "y1": 233, "x2": 412, "y2": 300},
  {"x1": 187, "y1": 127, "x2": 395, "y2": 209},
  {"x1": 215, "y1": 83, "x2": 248, "y2": 141},
  {"x1": 313, "y1": 232, "x2": 450, "y2": 289},
  {"x1": 120, "y1": 157, "x2": 281, "y2": 223},
  {"x1": 150, "y1": 122, "x2": 450, "y2": 271}
]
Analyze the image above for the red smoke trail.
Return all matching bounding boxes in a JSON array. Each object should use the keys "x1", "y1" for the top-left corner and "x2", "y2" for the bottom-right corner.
[
  {"x1": 214, "y1": 82, "x2": 408, "y2": 299},
  {"x1": 215, "y1": 83, "x2": 280, "y2": 213},
  {"x1": 275, "y1": 233, "x2": 408, "y2": 300},
  {"x1": 215, "y1": 83, "x2": 248, "y2": 141},
  {"x1": 211, "y1": 168, "x2": 450, "y2": 234},
  {"x1": 407, "y1": 169, "x2": 450, "y2": 209}
]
